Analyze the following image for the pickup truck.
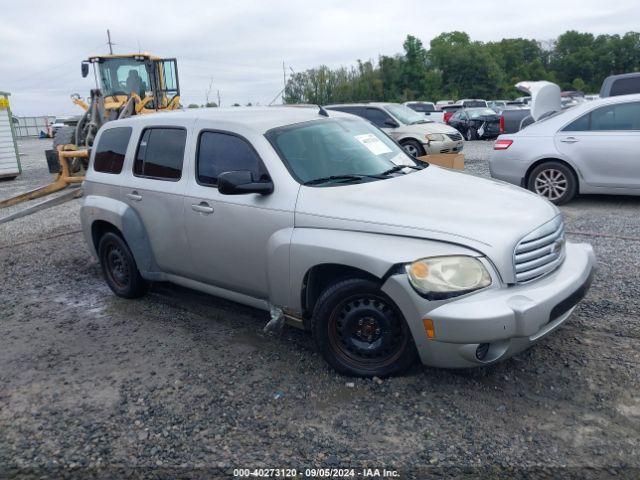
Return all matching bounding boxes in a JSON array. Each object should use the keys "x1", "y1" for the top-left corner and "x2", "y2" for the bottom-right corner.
[{"x1": 403, "y1": 101, "x2": 446, "y2": 123}]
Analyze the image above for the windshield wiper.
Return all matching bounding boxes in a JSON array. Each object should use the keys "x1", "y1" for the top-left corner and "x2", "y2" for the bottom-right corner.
[
  {"x1": 380, "y1": 164, "x2": 426, "y2": 176},
  {"x1": 303, "y1": 174, "x2": 365, "y2": 186}
]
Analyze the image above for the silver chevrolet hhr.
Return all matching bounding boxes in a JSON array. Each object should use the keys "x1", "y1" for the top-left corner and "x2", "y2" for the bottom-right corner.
[{"x1": 80, "y1": 106, "x2": 595, "y2": 377}]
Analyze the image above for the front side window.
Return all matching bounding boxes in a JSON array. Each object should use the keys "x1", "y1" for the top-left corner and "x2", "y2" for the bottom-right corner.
[
  {"x1": 93, "y1": 127, "x2": 132, "y2": 174},
  {"x1": 364, "y1": 108, "x2": 393, "y2": 128},
  {"x1": 563, "y1": 102, "x2": 640, "y2": 132},
  {"x1": 197, "y1": 132, "x2": 267, "y2": 186},
  {"x1": 266, "y1": 117, "x2": 417, "y2": 186},
  {"x1": 133, "y1": 127, "x2": 186, "y2": 180}
]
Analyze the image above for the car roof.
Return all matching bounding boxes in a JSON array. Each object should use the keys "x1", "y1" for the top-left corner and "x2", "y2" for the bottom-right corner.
[
  {"x1": 326, "y1": 102, "x2": 396, "y2": 108},
  {"x1": 105, "y1": 106, "x2": 354, "y2": 134}
]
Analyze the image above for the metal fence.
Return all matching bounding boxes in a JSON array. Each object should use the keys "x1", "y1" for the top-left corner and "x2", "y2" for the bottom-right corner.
[{"x1": 14, "y1": 116, "x2": 56, "y2": 138}]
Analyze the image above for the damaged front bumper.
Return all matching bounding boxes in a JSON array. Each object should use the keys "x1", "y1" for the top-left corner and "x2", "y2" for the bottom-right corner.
[{"x1": 381, "y1": 242, "x2": 596, "y2": 368}]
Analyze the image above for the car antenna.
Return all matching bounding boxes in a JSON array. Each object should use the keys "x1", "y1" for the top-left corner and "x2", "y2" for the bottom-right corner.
[{"x1": 318, "y1": 105, "x2": 329, "y2": 117}]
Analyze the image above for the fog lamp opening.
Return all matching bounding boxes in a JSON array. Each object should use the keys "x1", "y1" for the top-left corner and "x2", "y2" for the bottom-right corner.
[{"x1": 476, "y1": 343, "x2": 490, "y2": 360}]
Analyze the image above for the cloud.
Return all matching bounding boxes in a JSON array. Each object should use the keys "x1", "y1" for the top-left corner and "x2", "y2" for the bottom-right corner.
[{"x1": 1, "y1": 0, "x2": 638, "y2": 115}]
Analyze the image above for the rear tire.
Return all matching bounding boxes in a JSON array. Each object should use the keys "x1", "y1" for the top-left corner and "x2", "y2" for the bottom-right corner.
[
  {"x1": 527, "y1": 161, "x2": 577, "y2": 205},
  {"x1": 98, "y1": 232, "x2": 148, "y2": 298},
  {"x1": 401, "y1": 139, "x2": 425, "y2": 158},
  {"x1": 312, "y1": 278, "x2": 417, "y2": 377}
]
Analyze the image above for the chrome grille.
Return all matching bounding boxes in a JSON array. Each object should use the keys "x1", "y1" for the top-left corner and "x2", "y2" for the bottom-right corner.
[
  {"x1": 446, "y1": 132, "x2": 463, "y2": 141},
  {"x1": 514, "y1": 216, "x2": 565, "y2": 283}
]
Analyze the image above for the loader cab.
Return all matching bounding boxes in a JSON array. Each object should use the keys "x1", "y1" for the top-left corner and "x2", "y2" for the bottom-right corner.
[{"x1": 83, "y1": 54, "x2": 180, "y2": 110}]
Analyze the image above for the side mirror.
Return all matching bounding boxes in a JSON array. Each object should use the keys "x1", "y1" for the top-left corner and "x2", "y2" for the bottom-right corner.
[
  {"x1": 217, "y1": 170, "x2": 273, "y2": 195},
  {"x1": 81, "y1": 62, "x2": 90, "y2": 78},
  {"x1": 384, "y1": 119, "x2": 399, "y2": 128}
]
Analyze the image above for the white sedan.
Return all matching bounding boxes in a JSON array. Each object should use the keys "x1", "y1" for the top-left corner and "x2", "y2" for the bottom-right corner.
[{"x1": 489, "y1": 93, "x2": 640, "y2": 204}]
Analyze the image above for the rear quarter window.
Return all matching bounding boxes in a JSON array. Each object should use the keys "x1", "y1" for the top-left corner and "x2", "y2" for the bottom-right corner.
[{"x1": 93, "y1": 127, "x2": 132, "y2": 174}]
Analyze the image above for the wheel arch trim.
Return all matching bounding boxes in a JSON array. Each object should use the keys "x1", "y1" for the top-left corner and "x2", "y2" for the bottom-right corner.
[{"x1": 81, "y1": 195, "x2": 159, "y2": 275}]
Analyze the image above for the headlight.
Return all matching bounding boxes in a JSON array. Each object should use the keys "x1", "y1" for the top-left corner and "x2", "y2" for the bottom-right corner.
[
  {"x1": 426, "y1": 133, "x2": 445, "y2": 142},
  {"x1": 406, "y1": 256, "x2": 492, "y2": 299}
]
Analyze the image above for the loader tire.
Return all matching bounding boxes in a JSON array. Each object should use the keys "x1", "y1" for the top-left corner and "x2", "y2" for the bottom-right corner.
[{"x1": 52, "y1": 126, "x2": 82, "y2": 173}]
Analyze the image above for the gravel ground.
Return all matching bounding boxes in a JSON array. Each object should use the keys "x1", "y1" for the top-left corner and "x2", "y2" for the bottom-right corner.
[{"x1": 0, "y1": 139, "x2": 639, "y2": 479}]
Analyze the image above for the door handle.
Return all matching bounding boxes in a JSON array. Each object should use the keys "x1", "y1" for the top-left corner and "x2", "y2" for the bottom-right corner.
[
  {"x1": 126, "y1": 191, "x2": 142, "y2": 201},
  {"x1": 560, "y1": 137, "x2": 579, "y2": 143},
  {"x1": 191, "y1": 202, "x2": 214, "y2": 214}
]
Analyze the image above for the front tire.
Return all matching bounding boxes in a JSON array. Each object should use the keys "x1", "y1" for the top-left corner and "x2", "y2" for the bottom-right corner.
[
  {"x1": 98, "y1": 232, "x2": 148, "y2": 298},
  {"x1": 527, "y1": 161, "x2": 577, "y2": 205},
  {"x1": 400, "y1": 139, "x2": 425, "y2": 158},
  {"x1": 312, "y1": 278, "x2": 417, "y2": 377}
]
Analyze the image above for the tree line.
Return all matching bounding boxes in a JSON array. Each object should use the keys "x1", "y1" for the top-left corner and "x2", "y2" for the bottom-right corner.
[{"x1": 284, "y1": 31, "x2": 640, "y2": 104}]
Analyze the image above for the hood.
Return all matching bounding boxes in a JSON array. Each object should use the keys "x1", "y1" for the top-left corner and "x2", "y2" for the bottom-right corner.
[
  {"x1": 515, "y1": 81, "x2": 561, "y2": 121},
  {"x1": 397, "y1": 122, "x2": 459, "y2": 135},
  {"x1": 295, "y1": 166, "x2": 559, "y2": 283}
]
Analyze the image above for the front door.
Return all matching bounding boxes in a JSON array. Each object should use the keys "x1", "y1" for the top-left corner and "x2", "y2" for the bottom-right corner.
[
  {"x1": 555, "y1": 101, "x2": 640, "y2": 189},
  {"x1": 184, "y1": 129, "x2": 295, "y2": 299}
]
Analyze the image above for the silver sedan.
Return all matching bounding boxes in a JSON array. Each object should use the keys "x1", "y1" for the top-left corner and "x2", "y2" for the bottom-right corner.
[{"x1": 489, "y1": 93, "x2": 640, "y2": 204}]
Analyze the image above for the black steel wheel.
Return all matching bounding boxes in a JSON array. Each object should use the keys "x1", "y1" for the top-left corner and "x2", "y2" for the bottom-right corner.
[
  {"x1": 312, "y1": 278, "x2": 417, "y2": 377},
  {"x1": 98, "y1": 232, "x2": 147, "y2": 298}
]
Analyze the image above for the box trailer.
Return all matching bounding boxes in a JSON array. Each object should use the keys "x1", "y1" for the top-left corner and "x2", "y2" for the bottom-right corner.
[{"x1": 0, "y1": 92, "x2": 21, "y2": 180}]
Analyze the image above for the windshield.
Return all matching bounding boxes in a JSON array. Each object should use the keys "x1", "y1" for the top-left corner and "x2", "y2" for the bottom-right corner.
[
  {"x1": 98, "y1": 58, "x2": 152, "y2": 98},
  {"x1": 384, "y1": 104, "x2": 428, "y2": 124},
  {"x1": 463, "y1": 101, "x2": 487, "y2": 108},
  {"x1": 469, "y1": 108, "x2": 498, "y2": 118},
  {"x1": 266, "y1": 117, "x2": 417, "y2": 186}
]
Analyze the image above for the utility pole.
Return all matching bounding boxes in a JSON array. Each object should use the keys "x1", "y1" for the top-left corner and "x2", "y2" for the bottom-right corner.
[
  {"x1": 107, "y1": 29, "x2": 114, "y2": 54},
  {"x1": 205, "y1": 77, "x2": 213, "y2": 106},
  {"x1": 282, "y1": 61, "x2": 286, "y2": 104},
  {"x1": 217, "y1": 90, "x2": 221, "y2": 108}
]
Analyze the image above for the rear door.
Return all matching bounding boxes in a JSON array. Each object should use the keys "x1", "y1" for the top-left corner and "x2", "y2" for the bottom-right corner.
[
  {"x1": 120, "y1": 123, "x2": 193, "y2": 276},
  {"x1": 555, "y1": 101, "x2": 640, "y2": 189}
]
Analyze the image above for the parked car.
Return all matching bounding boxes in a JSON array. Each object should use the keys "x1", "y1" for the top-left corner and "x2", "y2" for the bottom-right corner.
[
  {"x1": 326, "y1": 102, "x2": 463, "y2": 156},
  {"x1": 50, "y1": 118, "x2": 68, "y2": 137},
  {"x1": 447, "y1": 107, "x2": 503, "y2": 140},
  {"x1": 440, "y1": 104, "x2": 463, "y2": 123},
  {"x1": 454, "y1": 99, "x2": 488, "y2": 108},
  {"x1": 81, "y1": 106, "x2": 595, "y2": 376},
  {"x1": 501, "y1": 108, "x2": 534, "y2": 134},
  {"x1": 435, "y1": 100, "x2": 454, "y2": 110},
  {"x1": 490, "y1": 93, "x2": 640, "y2": 204},
  {"x1": 403, "y1": 101, "x2": 445, "y2": 123},
  {"x1": 488, "y1": 100, "x2": 508, "y2": 112},
  {"x1": 599, "y1": 72, "x2": 640, "y2": 98}
]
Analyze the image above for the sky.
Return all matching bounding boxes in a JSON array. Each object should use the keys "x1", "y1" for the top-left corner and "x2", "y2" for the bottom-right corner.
[{"x1": 1, "y1": 0, "x2": 638, "y2": 116}]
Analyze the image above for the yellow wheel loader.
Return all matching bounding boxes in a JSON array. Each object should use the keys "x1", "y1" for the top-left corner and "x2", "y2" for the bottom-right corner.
[{"x1": 0, "y1": 53, "x2": 181, "y2": 211}]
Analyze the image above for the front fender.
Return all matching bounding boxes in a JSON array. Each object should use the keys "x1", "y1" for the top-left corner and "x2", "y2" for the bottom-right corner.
[
  {"x1": 285, "y1": 228, "x2": 480, "y2": 312},
  {"x1": 81, "y1": 195, "x2": 158, "y2": 274}
]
